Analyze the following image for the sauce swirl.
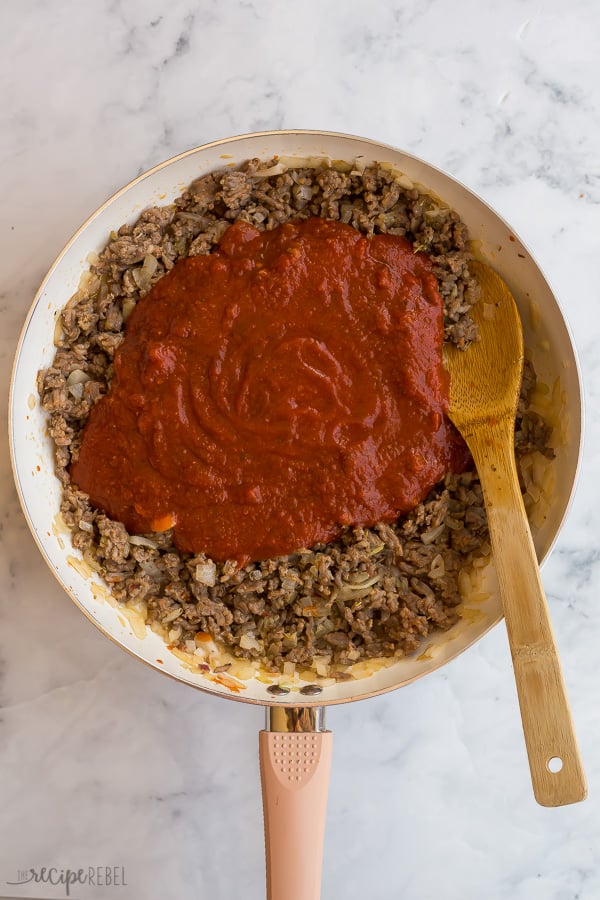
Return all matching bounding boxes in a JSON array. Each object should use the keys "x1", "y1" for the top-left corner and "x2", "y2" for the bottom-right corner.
[{"x1": 71, "y1": 217, "x2": 469, "y2": 563}]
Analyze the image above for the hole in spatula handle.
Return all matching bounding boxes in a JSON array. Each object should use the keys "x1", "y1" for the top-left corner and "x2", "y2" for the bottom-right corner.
[{"x1": 547, "y1": 756, "x2": 563, "y2": 774}]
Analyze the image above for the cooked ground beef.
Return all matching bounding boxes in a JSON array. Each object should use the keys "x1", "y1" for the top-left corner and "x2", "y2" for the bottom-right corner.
[{"x1": 38, "y1": 159, "x2": 552, "y2": 677}]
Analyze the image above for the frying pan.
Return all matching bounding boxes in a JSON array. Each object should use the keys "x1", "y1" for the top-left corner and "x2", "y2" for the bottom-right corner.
[{"x1": 9, "y1": 130, "x2": 583, "y2": 899}]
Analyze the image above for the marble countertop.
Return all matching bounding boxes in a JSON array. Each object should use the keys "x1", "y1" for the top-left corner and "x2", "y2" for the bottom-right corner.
[{"x1": 2, "y1": 1, "x2": 599, "y2": 898}]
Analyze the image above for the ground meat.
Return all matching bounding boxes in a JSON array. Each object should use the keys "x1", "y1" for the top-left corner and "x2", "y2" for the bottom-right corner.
[
  {"x1": 219, "y1": 171, "x2": 255, "y2": 209},
  {"x1": 38, "y1": 159, "x2": 554, "y2": 677}
]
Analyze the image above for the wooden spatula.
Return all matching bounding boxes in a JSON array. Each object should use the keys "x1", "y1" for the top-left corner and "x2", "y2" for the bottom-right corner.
[{"x1": 444, "y1": 260, "x2": 586, "y2": 807}]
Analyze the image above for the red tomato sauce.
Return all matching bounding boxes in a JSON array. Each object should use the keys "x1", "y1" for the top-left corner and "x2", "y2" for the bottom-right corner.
[{"x1": 71, "y1": 217, "x2": 470, "y2": 564}]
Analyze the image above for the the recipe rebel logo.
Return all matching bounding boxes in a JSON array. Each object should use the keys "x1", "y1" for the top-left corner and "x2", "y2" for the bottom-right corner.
[{"x1": 6, "y1": 865, "x2": 128, "y2": 896}]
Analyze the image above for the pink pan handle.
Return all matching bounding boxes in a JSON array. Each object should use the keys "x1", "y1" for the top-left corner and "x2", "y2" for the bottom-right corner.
[{"x1": 259, "y1": 708, "x2": 333, "y2": 900}]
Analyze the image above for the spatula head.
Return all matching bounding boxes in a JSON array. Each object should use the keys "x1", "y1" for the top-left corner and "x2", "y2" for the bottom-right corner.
[{"x1": 444, "y1": 260, "x2": 525, "y2": 438}]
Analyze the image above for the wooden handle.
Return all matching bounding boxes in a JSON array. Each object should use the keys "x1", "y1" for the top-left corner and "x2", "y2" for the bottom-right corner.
[
  {"x1": 468, "y1": 425, "x2": 586, "y2": 806},
  {"x1": 259, "y1": 729, "x2": 333, "y2": 899}
]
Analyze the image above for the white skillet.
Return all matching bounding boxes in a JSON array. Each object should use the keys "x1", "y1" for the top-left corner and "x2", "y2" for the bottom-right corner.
[{"x1": 9, "y1": 130, "x2": 583, "y2": 899}]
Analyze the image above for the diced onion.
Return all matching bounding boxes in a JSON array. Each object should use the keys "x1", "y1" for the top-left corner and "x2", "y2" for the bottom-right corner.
[
  {"x1": 314, "y1": 657, "x2": 332, "y2": 677},
  {"x1": 337, "y1": 573, "x2": 382, "y2": 602},
  {"x1": 69, "y1": 383, "x2": 84, "y2": 399},
  {"x1": 315, "y1": 619, "x2": 335, "y2": 640},
  {"x1": 255, "y1": 162, "x2": 287, "y2": 178},
  {"x1": 67, "y1": 369, "x2": 90, "y2": 386},
  {"x1": 341, "y1": 574, "x2": 381, "y2": 590},
  {"x1": 67, "y1": 368, "x2": 91, "y2": 398},
  {"x1": 132, "y1": 254, "x2": 158, "y2": 293},
  {"x1": 82, "y1": 551, "x2": 102, "y2": 573},
  {"x1": 229, "y1": 661, "x2": 258, "y2": 680},
  {"x1": 350, "y1": 156, "x2": 368, "y2": 175},
  {"x1": 378, "y1": 161, "x2": 415, "y2": 189},
  {"x1": 278, "y1": 155, "x2": 332, "y2": 170},
  {"x1": 163, "y1": 607, "x2": 183, "y2": 623},
  {"x1": 239, "y1": 633, "x2": 261, "y2": 651},
  {"x1": 296, "y1": 184, "x2": 314, "y2": 201},
  {"x1": 53, "y1": 317, "x2": 64, "y2": 346},
  {"x1": 429, "y1": 554, "x2": 445, "y2": 578},
  {"x1": 129, "y1": 535, "x2": 159, "y2": 548},
  {"x1": 195, "y1": 562, "x2": 217, "y2": 586},
  {"x1": 421, "y1": 523, "x2": 445, "y2": 545},
  {"x1": 139, "y1": 561, "x2": 163, "y2": 578}
]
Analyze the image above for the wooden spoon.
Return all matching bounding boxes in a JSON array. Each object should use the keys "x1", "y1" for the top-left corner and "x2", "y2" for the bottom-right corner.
[{"x1": 444, "y1": 260, "x2": 587, "y2": 807}]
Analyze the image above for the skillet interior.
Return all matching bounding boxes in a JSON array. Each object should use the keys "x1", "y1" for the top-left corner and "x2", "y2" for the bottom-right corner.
[{"x1": 9, "y1": 129, "x2": 583, "y2": 707}]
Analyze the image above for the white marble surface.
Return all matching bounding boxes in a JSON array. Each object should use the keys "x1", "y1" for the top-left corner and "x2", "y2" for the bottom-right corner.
[{"x1": 1, "y1": 1, "x2": 599, "y2": 898}]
